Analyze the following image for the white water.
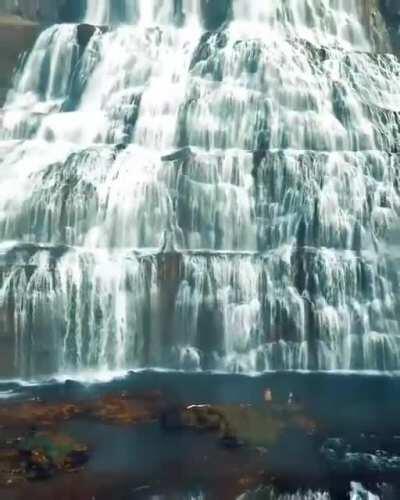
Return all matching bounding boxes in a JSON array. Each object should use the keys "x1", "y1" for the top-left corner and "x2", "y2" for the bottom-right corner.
[{"x1": 0, "y1": 1, "x2": 399, "y2": 378}]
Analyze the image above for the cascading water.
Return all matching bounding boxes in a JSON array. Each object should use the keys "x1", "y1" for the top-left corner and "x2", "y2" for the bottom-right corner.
[{"x1": 0, "y1": 0, "x2": 400, "y2": 378}]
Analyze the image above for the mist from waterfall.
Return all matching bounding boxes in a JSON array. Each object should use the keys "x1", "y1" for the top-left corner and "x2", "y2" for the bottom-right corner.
[{"x1": 0, "y1": 0, "x2": 399, "y2": 378}]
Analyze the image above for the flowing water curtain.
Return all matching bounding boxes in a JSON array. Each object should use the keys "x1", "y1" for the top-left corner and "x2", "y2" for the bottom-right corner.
[{"x1": 0, "y1": 1, "x2": 400, "y2": 377}]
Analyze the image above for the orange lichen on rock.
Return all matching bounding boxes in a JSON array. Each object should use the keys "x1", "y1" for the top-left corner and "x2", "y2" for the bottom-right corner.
[
  {"x1": 89, "y1": 391, "x2": 165, "y2": 425},
  {"x1": 0, "y1": 391, "x2": 166, "y2": 429},
  {"x1": 0, "y1": 402, "x2": 81, "y2": 428}
]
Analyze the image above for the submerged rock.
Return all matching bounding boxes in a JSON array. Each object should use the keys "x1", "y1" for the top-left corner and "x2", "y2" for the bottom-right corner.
[
  {"x1": 0, "y1": 431, "x2": 89, "y2": 483},
  {"x1": 162, "y1": 403, "x2": 317, "y2": 449},
  {"x1": 0, "y1": 447, "x2": 24, "y2": 486},
  {"x1": 0, "y1": 402, "x2": 81, "y2": 428},
  {"x1": 19, "y1": 432, "x2": 89, "y2": 479},
  {"x1": 89, "y1": 391, "x2": 165, "y2": 425},
  {"x1": 0, "y1": 391, "x2": 166, "y2": 428}
]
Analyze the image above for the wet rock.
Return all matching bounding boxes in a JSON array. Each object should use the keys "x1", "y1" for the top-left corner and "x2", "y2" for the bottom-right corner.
[
  {"x1": 0, "y1": 391, "x2": 167, "y2": 429},
  {"x1": 77, "y1": 23, "x2": 108, "y2": 51},
  {"x1": 200, "y1": 0, "x2": 232, "y2": 31},
  {"x1": 163, "y1": 403, "x2": 317, "y2": 449},
  {"x1": 379, "y1": 0, "x2": 400, "y2": 51},
  {"x1": 189, "y1": 31, "x2": 212, "y2": 69},
  {"x1": 0, "y1": 402, "x2": 81, "y2": 428},
  {"x1": 0, "y1": 0, "x2": 86, "y2": 24},
  {"x1": 0, "y1": 447, "x2": 24, "y2": 486},
  {"x1": 77, "y1": 23, "x2": 96, "y2": 50},
  {"x1": 19, "y1": 432, "x2": 89, "y2": 479},
  {"x1": 0, "y1": 16, "x2": 40, "y2": 106},
  {"x1": 160, "y1": 406, "x2": 186, "y2": 430},
  {"x1": 89, "y1": 391, "x2": 165, "y2": 425},
  {"x1": 161, "y1": 146, "x2": 193, "y2": 162}
]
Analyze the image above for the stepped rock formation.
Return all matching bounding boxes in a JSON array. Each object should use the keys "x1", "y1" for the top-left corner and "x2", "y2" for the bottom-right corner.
[{"x1": 1, "y1": 0, "x2": 400, "y2": 378}]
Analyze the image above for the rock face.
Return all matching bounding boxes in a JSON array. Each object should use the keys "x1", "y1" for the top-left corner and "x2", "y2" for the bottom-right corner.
[
  {"x1": 200, "y1": 0, "x2": 232, "y2": 30},
  {"x1": 2, "y1": 2, "x2": 400, "y2": 377},
  {"x1": 380, "y1": 0, "x2": 400, "y2": 50},
  {"x1": 0, "y1": 0, "x2": 84, "y2": 23},
  {"x1": 0, "y1": 0, "x2": 86, "y2": 104},
  {"x1": 0, "y1": 16, "x2": 39, "y2": 105}
]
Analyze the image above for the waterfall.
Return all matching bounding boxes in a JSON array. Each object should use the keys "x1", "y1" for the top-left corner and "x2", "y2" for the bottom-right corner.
[{"x1": 0, "y1": 0, "x2": 400, "y2": 378}]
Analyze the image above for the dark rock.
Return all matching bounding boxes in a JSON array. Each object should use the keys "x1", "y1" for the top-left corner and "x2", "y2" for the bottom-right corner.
[
  {"x1": 200, "y1": 0, "x2": 232, "y2": 31},
  {"x1": 18, "y1": 432, "x2": 89, "y2": 479},
  {"x1": 77, "y1": 23, "x2": 108, "y2": 52},
  {"x1": 162, "y1": 403, "x2": 317, "y2": 449},
  {"x1": 0, "y1": 0, "x2": 85, "y2": 24},
  {"x1": 190, "y1": 31, "x2": 213, "y2": 69},
  {"x1": 77, "y1": 23, "x2": 96, "y2": 50},
  {"x1": 0, "y1": 447, "x2": 24, "y2": 486},
  {"x1": 0, "y1": 16, "x2": 40, "y2": 106},
  {"x1": 160, "y1": 406, "x2": 185, "y2": 430},
  {"x1": 88, "y1": 391, "x2": 165, "y2": 425},
  {"x1": 161, "y1": 146, "x2": 193, "y2": 163},
  {"x1": 379, "y1": 0, "x2": 400, "y2": 51}
]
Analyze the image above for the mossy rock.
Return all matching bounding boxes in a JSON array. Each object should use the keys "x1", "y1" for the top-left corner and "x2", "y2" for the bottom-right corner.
[
  {"x1": 18, "y1": 432, "x2": 89, "y2": 479},
  {"x1": 180, "y1": 404, "x2": 317, "y2": 449}
]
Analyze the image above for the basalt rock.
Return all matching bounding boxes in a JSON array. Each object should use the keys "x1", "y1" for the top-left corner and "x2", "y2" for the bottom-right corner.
[{"x1": 161, "y1": 146, "x2": 193, "y2": 163}]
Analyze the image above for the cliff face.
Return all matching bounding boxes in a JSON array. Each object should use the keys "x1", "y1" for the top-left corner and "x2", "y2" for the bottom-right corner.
[
  {"x1": 0, "y1": 0, "x2": 85, "y2": 104},
  {"x1": 380, "y1": 0, "x2": 400, "y2": 50},
  {"x1": 0, "y1": 15, "x2": 39, "y2": 105},
  {"x1": 0, "y1": 0, "x2": 84, "y2": 23}
]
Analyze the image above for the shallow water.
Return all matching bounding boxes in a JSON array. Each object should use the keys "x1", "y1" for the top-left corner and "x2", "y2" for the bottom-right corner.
[{"x1": 1, "y1": 372, "x2": 399, "y2": 499}]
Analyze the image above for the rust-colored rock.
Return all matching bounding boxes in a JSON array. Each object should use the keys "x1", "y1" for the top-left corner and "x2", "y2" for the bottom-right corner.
[
  {"x1": 19, "y1": 432, "x2": 89, "y2": 479},
  {"x1": 0, "y1": 447, "x2": 25, "y2": 486},
  {"x1": 0, "y1": 402, "x2": 81, "y2": 428},
  {"x1": 89, "y1": 391, "x2": 165, "y2": 425},
  {"x1": 0, "y1": 391, "x2": 166, "y2": 429}
]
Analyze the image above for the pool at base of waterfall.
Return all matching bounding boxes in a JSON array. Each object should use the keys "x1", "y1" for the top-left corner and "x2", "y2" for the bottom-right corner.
[{"x1": 0, "y1": 371, "x2": 399, "y2": 499}]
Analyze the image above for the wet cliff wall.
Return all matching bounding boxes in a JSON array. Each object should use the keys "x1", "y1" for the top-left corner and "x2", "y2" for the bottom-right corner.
[
  {"x1": 0, "y1": 0, "x2": 86, "y2": 104},
  {"x1": 1, "y1": 0, "x2": 400, "y2": 377}
]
